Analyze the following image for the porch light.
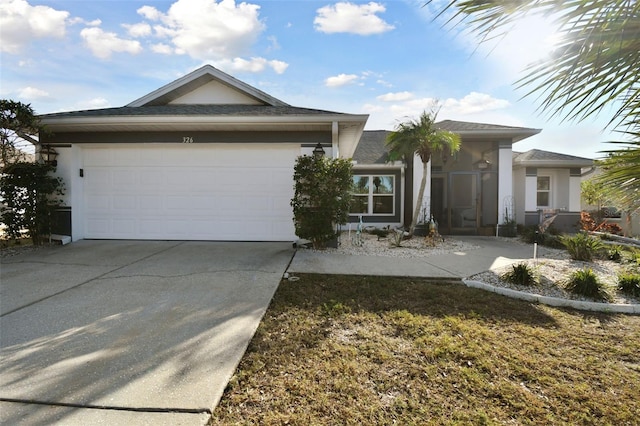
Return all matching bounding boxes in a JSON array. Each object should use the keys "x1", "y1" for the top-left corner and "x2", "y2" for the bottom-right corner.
[
  {"x1": 475, "y1": 159, "x2": 491, "y2": 170},
  {"x1": 40, "y1": 145, "x2": 59, "y2": 167},
  {"x1": 312, "y1": 143, "x2": 326, "y2": 158}
]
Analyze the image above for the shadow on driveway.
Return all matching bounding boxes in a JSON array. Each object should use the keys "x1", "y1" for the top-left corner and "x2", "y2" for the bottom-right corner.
[{"x1": 0, "y1": 241, "x2": 293, "y2": 425}]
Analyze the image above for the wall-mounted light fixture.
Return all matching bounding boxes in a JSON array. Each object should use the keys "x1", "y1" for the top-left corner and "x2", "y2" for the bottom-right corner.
[
  {"x1": 312, "y1": 143, "x2": 326, "y2": 159},
  {"x1": 40, "y1": 145, "x2": 59, "y2": 167},
  {"x1": 475, "y1": 159, "x2": 491, "y2": 170}
]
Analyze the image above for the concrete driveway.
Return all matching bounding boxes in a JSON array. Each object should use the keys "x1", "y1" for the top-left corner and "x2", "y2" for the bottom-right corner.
[{"x1": 0, "y1": 240, "x2": 293, "y2": 425}]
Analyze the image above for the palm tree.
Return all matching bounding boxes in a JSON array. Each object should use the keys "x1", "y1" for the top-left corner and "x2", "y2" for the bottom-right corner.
[
  {"x1": 428, "y1": 0, "x2": 640, "y2": 215},
  {"x1": 386, "y1": 109, "x2": 461, "y2": 236}
]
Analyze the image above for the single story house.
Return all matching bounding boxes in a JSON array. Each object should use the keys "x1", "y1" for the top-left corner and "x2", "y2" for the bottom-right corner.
[
  {"x1": 40, "y1": 65, "x2": 591, "y2": 241},
  {"x1": 351, "y1": 130, "x2": 595, "y2": 235},
  {"x1": 40, "y1": 65, "x2": 367, "y2": 241}
]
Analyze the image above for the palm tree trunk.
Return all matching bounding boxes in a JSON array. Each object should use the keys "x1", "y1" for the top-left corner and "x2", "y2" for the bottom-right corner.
[{"x1": 409, "y1": 160, "x2": 428, "y2": 236}]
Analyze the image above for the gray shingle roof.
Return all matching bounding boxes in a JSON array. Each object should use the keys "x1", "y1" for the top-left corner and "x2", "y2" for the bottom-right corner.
[
  {"x1": 353, "y1": 130, "x2": 390, "y2": 164},
  {"x1": 513, "y1": 149, "x2": 593, "y2": 166},
  {"x1": 39, "y1": 104, "x2": 347, "y2": 119},
  {"x1": 435, "y1": 119, "x2": 537, "y2": 132}
]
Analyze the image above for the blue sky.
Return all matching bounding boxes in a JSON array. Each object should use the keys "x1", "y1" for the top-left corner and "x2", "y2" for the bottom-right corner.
[{"x1": 0, "y1": 0, "x2": 617, "y2": 158}]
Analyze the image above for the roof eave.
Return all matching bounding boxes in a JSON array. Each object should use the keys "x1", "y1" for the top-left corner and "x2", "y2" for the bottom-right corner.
[
  {"x1": 514, "y1": 160, "x2": 593, "y2": 168},
  {"x1": 452, "y1": 128, "x2": 541, "y2": 142},
  {"x1": 40, "y1": 114, "x2": 369, "y2": 133}
]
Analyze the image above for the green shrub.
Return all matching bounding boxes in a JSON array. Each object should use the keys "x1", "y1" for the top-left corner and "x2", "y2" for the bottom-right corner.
[
  {"x1": 622, "y1": 247, "x2": 640, "y2": 266},
  {"x1": 565, "y1": 268, "x2": 613, "y2": 302},
  {"x1": 607, "y1": 245, "x2": 623, "y2": 262},
  {"x1": 618, "y1": 273, "x2": 640, "y2": 297},
  {"x1": 500, "y1": 263, "x2": 539, "y2": 286},
  {"x1": 291, "y1": 155, "x2": 353, "y2": 249},
  {"x1": 518, "y1": 225, "x2": 563, "y2": 248},
  {"x1": 389, "y1": 229, "x2": 404, "y2": 247},
  {"x1": 560, "y1": 233, "x2": 604, "y2": 262}
]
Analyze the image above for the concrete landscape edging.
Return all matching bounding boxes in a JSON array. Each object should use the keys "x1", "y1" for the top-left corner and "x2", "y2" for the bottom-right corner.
[{"x1": 463, "y1": 279, "x2": 640, "y2": 314}]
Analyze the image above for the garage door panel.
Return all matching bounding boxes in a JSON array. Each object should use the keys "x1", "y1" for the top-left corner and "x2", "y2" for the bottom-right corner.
[
  {"x1": 113, "y1": 195, "x2": 136, "y2": 210},
  {"x1": 83, "y1": 145, "x2": 298, "y2": 240},
  {"x1": 113, "y1": 219, "x2": 136, "y2": 235},
  {"x1": 139, "y1": 195, "x2": 163, "y2": 210}
]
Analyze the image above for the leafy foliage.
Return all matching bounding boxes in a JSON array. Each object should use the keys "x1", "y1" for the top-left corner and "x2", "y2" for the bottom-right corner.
[
  {"x1": 618, "y1": 273, "x2": 640, "y2": 297},
  {"x1": 607, "y1": 245, "x2": 623, "y2": 262},
  {"x1": 579, "y1": 211, "x2": 622, "y2": 235},
  {"x1": 386, "y1": 106, "x2": 461, "y2": 236},
  {"x1": 565, "y1": 268, "x2": 613, "y2": 302},
  {"x1": 561, "y1": 232, "x2": 604, "y2": 262},
  {"x1": 0, "y1": 162, "x2": 65, "y2": 245},
  {"x1": 429, "y1": 1, "x2": 640, "y2": 213},
  {"x1": 594, "y1": 144, "x2": 640, "y2": 215},
  {"x1": 518, "y1": 225, "x2": 563, "y2": 249},
  {"x1": 1, "y1": 100, "x2": 41, "y2": 170},
  {"x1": 389, "y1": 229, "x2": 404, "y2": 247},
  {"x1": 501, "y1": 262, "x2": 539, "y2": 286},
  {"x1": 431, "y1": 1, "x2": 640, "y2": 130},
  {"x1": 291, "y1": 155, "x2": 352, "y2": 249}
]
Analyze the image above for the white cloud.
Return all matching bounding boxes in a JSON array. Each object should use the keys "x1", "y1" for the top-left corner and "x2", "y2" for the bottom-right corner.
[
  {"x1": 216, "y1": 57, "x2": 289, "y2": 74},
  {"x1": 266, "y1": 35, "x2": 280, "y2": 52},
  {"x1": 457, "y1": 14, "x2": 563, "y2": 81},
  {"x1": 314, "y1": 2, "x2": 394, "y2": 35},
  {"x1": 81, "y1": 97, "x2": 110, "y2": 109},
  {"x1": 80, "y1": 27, "x2": 143, "y2": 59},
  {"x1": 362, "y1": 103, "x2": 384, "y2": 113},
  {"x1": 0, "y1": 0, "x2": 69, "y2": 53},
  {"x1": 442, "y1": 92, "x2": 510, "y2": 115},
  {"x1": 69, "y1": 17, "x2": 101, "y2": 26},
  {"x1": 18, "y1": 86, "x2": 50, "y2": 100},
  {"x1": 151, "y1": 43, "x2": 174, "y2": 54},
  {"x1": 137, "y1": 0, "x2": 265, "y2": 60},
  {"x1": 269, "y1": 59, "x2": 288, "y2": 74},
  {"x1": 137, "y1": 5, "x2": 163, "y2": 21},
  {"x1": 377, "y1": 91, "x2": 414, "y2": 102},
  {"x1": 362, "y1": 92, "x2": 511, "y2": 130},
  {"x1": 123, "y1": 22, "x2": 152, "y2": 37},
  {"x1": 325, "y1": 73, "x2": 359, "y2": 87}
]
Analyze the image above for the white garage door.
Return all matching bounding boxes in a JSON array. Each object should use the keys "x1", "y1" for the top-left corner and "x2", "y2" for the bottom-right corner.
[{"x1": 82, "y1": 144, "x2": 299, "y2": 241}]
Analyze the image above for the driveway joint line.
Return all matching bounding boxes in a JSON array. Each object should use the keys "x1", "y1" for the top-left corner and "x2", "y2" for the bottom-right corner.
[
  {"x1": 0, "y1": 397, "x2": 211, "y2": 415},
  {"x1": 0, "y1": 241, "x2": 185, "y2": 317}
]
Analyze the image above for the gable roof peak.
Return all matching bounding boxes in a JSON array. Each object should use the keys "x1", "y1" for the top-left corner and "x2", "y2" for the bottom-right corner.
[{"x1": 127, "y1": 64, "x2": 289, "y2": 108}]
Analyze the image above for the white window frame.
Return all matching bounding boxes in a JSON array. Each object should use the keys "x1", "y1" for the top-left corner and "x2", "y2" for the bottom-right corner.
[
  {"x1": 350, "y1": 174, "x2": 395, "y2": 216},
  {"x1": 536, "y1": 175, "x2": 551, "y2": 208}
]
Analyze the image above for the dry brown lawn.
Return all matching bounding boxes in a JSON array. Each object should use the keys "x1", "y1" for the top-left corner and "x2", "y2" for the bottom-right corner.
[{"x1": 210, "y1": 274, "x2": 640, "y2": 425}]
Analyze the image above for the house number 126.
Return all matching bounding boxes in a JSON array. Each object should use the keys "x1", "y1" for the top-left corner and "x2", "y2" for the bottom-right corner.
[{"x1": 182, "y1": 136, "x2": 194, "y2": 143}]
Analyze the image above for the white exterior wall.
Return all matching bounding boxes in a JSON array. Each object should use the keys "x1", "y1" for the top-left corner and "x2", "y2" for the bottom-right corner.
[
  {"x1": 497, "y1": 144, "x2": 513, "y2": 224},
  {"x1": 51, "y1": 145, "x2": 85, "y2": 240},
  {"x1": 525, "y1": 174, "x2": 537, "y2": 211},
  {"x1": 169, "y1": 80, "x2": 262, "y2": 104},
  {"x1": 569, "y1": 175, "x2": 582, "y2": 211},
  {"x1": 512, "y1": 168, "x2": 526, "y2": 224}
]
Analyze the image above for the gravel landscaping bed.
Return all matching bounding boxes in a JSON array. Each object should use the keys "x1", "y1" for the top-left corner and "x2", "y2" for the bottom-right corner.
[
  {"x1": 322, "y1": 232, "x2": 640, "y2": 306},
  {"x1": 319, "y1": 231, "x2": 482, "y2": 258}
]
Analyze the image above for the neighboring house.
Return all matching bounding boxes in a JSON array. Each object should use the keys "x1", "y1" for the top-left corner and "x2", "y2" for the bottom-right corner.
[
  {"x1": 512, "y1": 149, "x2": 593, "y2": 233},
  {"x1": 351, "y1": 123, "x2": 543, "y2": 235},
  {"x1": 39, "y1": 65, "x2": 367, "y2": 242}
]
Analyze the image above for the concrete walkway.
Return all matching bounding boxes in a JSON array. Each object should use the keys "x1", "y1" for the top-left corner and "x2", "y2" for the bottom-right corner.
[
  {"x1": 288, "y1": 236, "x2": 539, "y2": 279},
  {"x1": 0, "y1": 241, "x2": 293, "y2": 426}
]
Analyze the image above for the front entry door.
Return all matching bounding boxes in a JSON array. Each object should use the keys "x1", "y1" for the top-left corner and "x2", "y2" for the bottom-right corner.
[{"x1": 449, "y1": 172, "x2": 480, "y2": 234}]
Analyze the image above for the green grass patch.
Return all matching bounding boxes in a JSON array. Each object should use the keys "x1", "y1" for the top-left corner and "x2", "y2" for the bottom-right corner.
[{"x1": 210, "y1": 274, "x2": 640, "y2": 426}]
